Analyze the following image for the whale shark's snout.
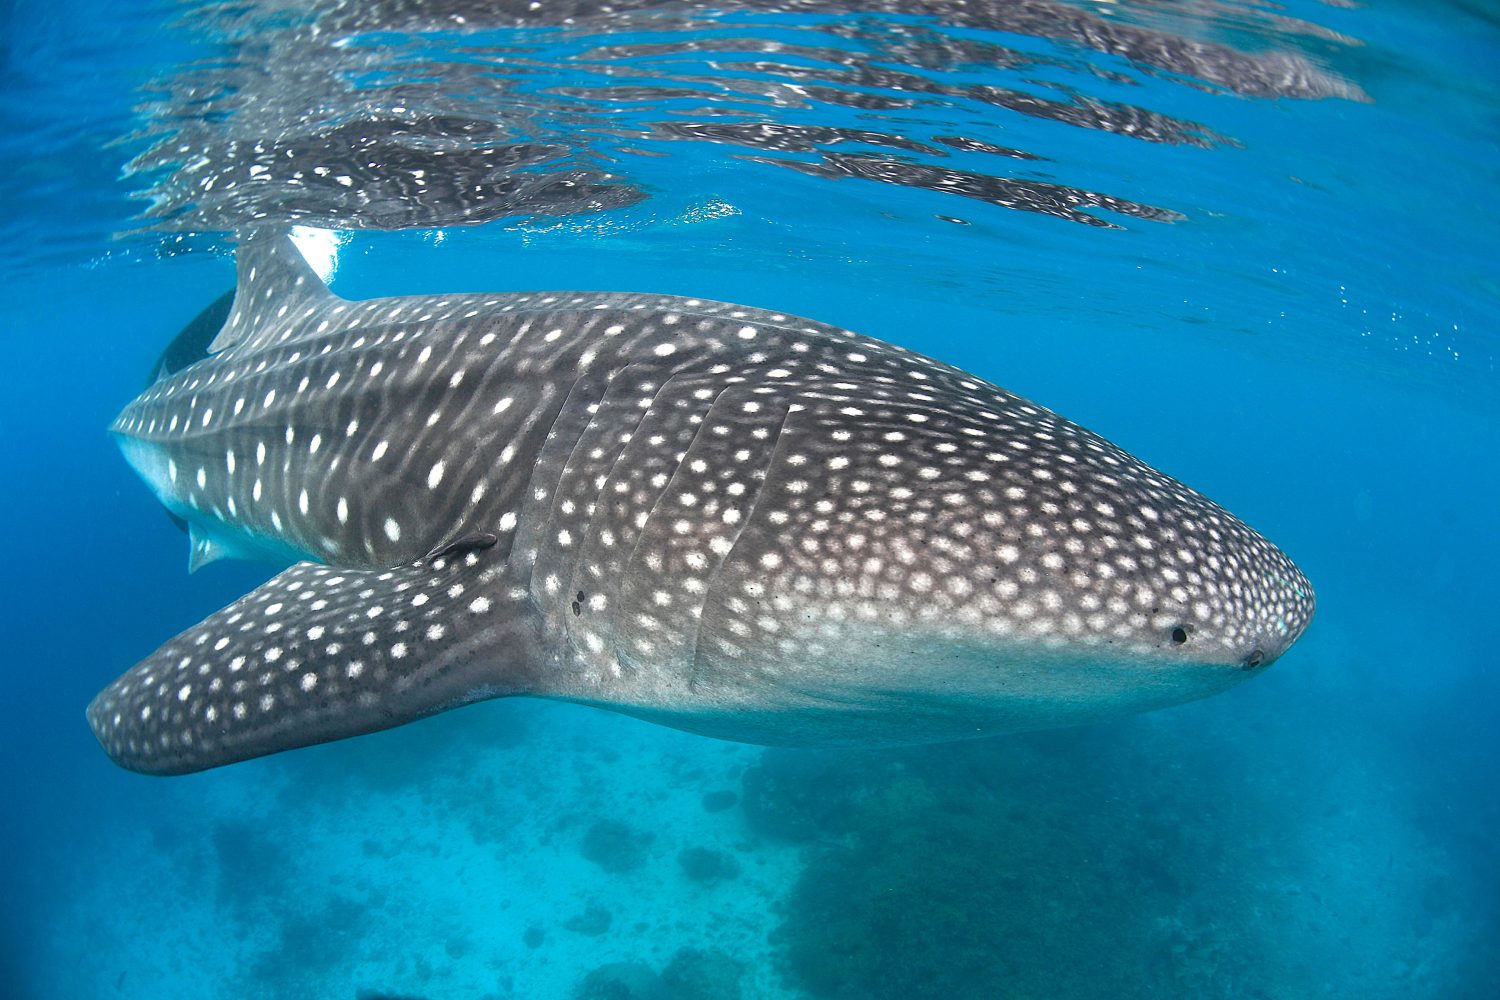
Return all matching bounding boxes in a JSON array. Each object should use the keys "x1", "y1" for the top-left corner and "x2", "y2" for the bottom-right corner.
[{"x1": 90, "y1": 231, "x2": 1314, "y2": 774}]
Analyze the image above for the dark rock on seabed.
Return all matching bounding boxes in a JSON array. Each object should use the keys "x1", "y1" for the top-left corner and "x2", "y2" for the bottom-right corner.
[
  {"x1": 580, "y1": 819, "x2": 654, "y2": 873},
  {"x1": 677, "y1": 847, "x2": 742, "y2": 883}
]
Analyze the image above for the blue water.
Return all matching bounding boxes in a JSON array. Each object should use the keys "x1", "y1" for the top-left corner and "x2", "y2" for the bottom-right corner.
[{"x1": 2, "y1": 0, "x2": 1497, "y2": 997}]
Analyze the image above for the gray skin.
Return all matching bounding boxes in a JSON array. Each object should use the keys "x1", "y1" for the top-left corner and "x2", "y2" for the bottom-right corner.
[{"x1": 88, "y1": 232, "x2": 1314, "y2": 774}]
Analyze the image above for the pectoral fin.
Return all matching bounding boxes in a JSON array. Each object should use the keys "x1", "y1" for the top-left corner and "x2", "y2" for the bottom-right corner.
[{"x1": 88, "y1": 551, "x2": 533, "y2": 775}]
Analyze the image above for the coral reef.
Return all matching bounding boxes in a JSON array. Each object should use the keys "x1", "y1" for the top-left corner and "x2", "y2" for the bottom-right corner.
[
  {"x1": 677, "y1": 847, "x2": 741, "y2": 883},
  {"x1": 761, "y1": 729, "x2": 1270, "y2": 999},
  {"x1": 661, "y1": 947, "x2": 745, "y2": 1000},
  {"x1": 580, "y1": 819, "x2": 654, "y2": 873},
  {"x1": 740, "y1": 751, "x2": 873, "y2": 841},
  {"x1": 564, "y1": 903, "x2": 614, "y2": 936},
  {"x1": 574, "y1": 948, "x2": 744, "y2": 1000},
  {"x1": 575, "y1": 962, "x2": 664, "y2": 1000},
  {"x1": 700, "y1": 790, "x2": 738, "y2": 813}
]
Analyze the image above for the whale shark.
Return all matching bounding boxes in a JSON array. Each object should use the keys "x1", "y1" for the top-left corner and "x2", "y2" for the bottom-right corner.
[{"x1": 88, "y1": 233, "x2": 1314, "y2": 774}]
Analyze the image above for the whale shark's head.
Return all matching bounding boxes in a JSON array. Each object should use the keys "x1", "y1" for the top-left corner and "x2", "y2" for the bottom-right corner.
[{"x1": 643, "y1": 376, "x2": 1316, "y2": 743}]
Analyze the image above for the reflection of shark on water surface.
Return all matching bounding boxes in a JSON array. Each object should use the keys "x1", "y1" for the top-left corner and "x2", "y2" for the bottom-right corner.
[
  {"x1": 122, "y1": 0, "x2": 1364, "y2": 239},
  {"x1": 88, "y1": 232, "x2": 1313, "y2": 774}
]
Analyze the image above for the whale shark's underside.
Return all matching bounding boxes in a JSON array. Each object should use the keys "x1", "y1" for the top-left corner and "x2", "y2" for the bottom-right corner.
[{"x1": 88, "y1": 233, "x2": 1313, "y2": 774}]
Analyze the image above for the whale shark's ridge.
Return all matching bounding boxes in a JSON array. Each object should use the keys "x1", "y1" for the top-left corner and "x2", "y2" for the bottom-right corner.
[{"x1": 91, "y1": 232, "x2": 1314, "y2": 774}]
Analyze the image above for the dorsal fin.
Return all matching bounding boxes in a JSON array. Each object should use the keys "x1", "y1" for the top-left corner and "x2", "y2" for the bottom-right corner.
[{"x1": 209, "y1": 230, "x2": 342, "y2": 354}]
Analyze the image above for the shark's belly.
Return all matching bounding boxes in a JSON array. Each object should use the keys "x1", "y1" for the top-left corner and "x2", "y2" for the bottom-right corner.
[{"x1": 562, "y1": 618, "x2": 1243, "y2": 747}]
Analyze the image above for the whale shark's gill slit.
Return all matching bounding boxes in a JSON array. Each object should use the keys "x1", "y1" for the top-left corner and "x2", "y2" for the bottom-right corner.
[
  {"x1": 538, "y1": 363, "x2": 674, "y2": 631},
  {"x1": 611, "y1": 379, "x2": 755, "y2": 679},
  {"x1": 690, "y1": 382, "x2": 935, "y2": 695},
  {"x1": 613, "y1": 380, "x2": 795, "y2": 685},
  {"x1": 85, "y1": 554, "x2": 528, "y2": 775},
  {"x1": 515, "y1": 367, "x2": 617, "y2": 597},
  {"x1": 562, "y1": 367, "x2": 721, "y2": 677},
  {"x1": 683, "y1": 399, "x2": 795, "y2": 694},
  {"x1": 613, "y1": 378, "x2": 729, "y2": 583}
]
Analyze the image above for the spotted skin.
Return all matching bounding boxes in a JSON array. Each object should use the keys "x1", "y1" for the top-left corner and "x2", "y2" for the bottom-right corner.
[{"x1": 89, "y1": 232, "x2": 1314, "y2": 774}]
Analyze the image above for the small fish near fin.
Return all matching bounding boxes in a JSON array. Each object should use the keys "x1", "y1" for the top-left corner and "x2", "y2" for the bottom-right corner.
[
  {"x1": 86, "y1": 553, "x2": 532, "y2": 775},
  {"x1": 208, "y1": 230, "x2": 342, "y2": 354}
]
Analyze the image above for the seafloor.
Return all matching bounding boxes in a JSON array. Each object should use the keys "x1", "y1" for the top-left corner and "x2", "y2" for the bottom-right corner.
[{"x1": 36, "y1": 632, "x2": 1491, "y2": 999}]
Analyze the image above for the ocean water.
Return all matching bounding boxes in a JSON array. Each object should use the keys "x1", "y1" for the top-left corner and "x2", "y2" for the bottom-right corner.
[{"x1": 1, "y1": 0, "x2": 1496, "y2": 997}]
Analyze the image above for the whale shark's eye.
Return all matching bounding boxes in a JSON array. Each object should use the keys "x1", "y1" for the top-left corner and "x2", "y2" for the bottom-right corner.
[
  {"x1": 1243, "y1": 650, "x2": 1266, "y2": 670},
  {"x1": 1169, "y1": 625, "x2": 1190, "y2": 645}
]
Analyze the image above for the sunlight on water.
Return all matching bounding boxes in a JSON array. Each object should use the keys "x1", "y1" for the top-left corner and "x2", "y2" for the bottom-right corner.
[{"x1": 289, "y1": 224, "x2": 346, "y2": 282}]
